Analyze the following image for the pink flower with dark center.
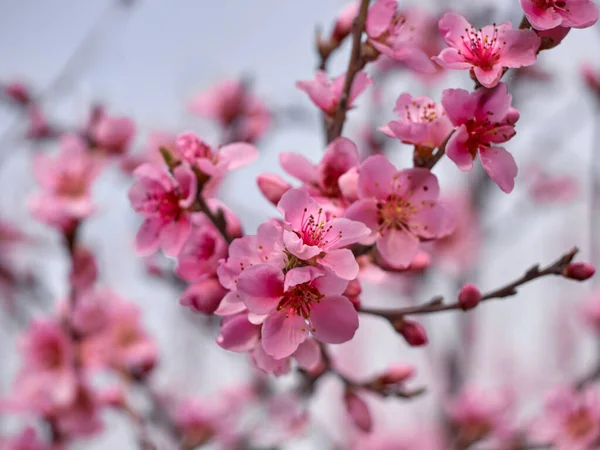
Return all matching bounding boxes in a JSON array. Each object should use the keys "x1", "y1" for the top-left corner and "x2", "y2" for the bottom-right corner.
[
  {"x1": 88, "y1": 111, "x2": 135, "y2": 156},
  {"x1": 278, "y1": 189, "x2": 370, "y2": 280},
  {"x1": 279, "y1": 138, "x2": 361, "y2": 214},
  {"x1": 530, "y1": 386, "x2": 600, "y2": 450},
  {"x1": 380, "y1": 93, "x2": 453, "y2": 149},
  {"x1": 29, "y1": 134, "x2": 102, "y2": 230},
  {"x1": 365, "y1": 0, "x2": 437, "y2": 73},
  {"x1": 175, "y1": 131, "x2": 258, "y2": 178},
  {"x1": 434, "y1": 13, "x2": 540, "y2": 88},
  {"x1": 346, "y1": 155, "x2": 453, "y2": 269},
  {"x1": 521, "y1": 0, "x2": 599, "y2": 30},
  {"x1": 236, "y1": 265, "x2": 357, "y2": 359},
  {"x1": 188, "y1": 79, "x2": 271, "y2": 143},
  {"x1": 441, "y1": 83, "x2": 519, "y2": 193},
  {"x1": 176, "y1": 214, "x2": 228, "y2": 282},
  {"x1": 296, "y1": 71, "x2": 372, "y2": 116},
  {"x1": 128, "y1": 162, "x2": 197, "y2": 256}
]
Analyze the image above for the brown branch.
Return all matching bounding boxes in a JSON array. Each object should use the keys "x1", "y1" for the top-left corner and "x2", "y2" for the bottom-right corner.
[
  {"x1": 360, "y1": 247, "x2": 579, "y2": 320},
  {"x1": 326, "y1": 0, "x2": 371, "y2": 143}
]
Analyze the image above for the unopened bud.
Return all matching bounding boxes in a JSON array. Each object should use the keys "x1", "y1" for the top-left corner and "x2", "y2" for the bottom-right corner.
[
  {"x1": 257, "y1": 173, "x2": 291, "y2": 205},
  {"x1": 394, "y1": 319, "x2": 428, "y2": 346},
  {"x1": 344, "y1": 389, "x2": 372, "y2": 433},
  {"x1": 331, "y1": 2, "x2": 359, "y2": 43},
  {"x1": 563, "y1": 262, "x2": 596, "y2": 281},
  {"x1": 180, "y1": 278, "x2": 227, "y2": 315},
  {"x1": 458, "y1": 284, "x2": 482, "y2": 310},
  {"x1": 378, "y1": 363, "x2": 415, "y2": 385}
]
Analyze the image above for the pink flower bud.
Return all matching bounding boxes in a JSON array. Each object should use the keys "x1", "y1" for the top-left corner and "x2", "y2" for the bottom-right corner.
[
  {"x1": 458, "y1": 284, "x2": 482, "y2": 310},
  {"x1": 4, "y1": 81, "x2": 30, "y2": 104},
  {"x1": 257, "y1": 173, "x2": 291, "y2": 205},
  {"x1": 344, "y1": 390, "x2": 372, "y2": 433},
  {"x1": 69, "y1": 246, "x2": 98, "y2": 292},
  {"x1": 563, "y1": 262, "x2": 596, "y2": 281},
  {"x1": 536, "y1": 27, "x2": 570, "y2": 51},
  {"x1": 394, "y1": 319, "x2": 428, "y2": 346},
  {"x1": 98, "y1": 385, "x2": 126, "y2": 408},
  {"x1": 379, "y1": 363, "x2": 415, "y2": 384},
  {"x1": 180, "y1": 278, "x2": 227, "y2": 315},
  {"x1": 409, "y1": 250, "x2": 431, "y2": 271},
  {"x1": 331, "y1": 2, "x2": 359, "y2": 43}
]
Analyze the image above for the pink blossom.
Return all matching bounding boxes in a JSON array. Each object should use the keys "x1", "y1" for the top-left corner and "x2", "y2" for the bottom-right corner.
[
  {"x1": 448, "y1": 385, "x2": 515, "y2": 445},
  {"x1": 13, "y1": 319, "x2": 76, "y2": 413},
  {"x1": 537, "y1": 26, "x2": 571, "y2": 50},
  {"x1": 81, "y1": 295, "x2": 157, "y2": 377},
  {"x1": 346, "y1": 155, "x2": 453, "y2": 269},
  {"x1": 51, "y1": 383, "x2": 104, "y2": 439},
  {"x1": 88, "y1": 110, "x2": 135, "y2": 156},
  {"x1": 296, "y1": 71, "x2": 372, "y2": 116},
  {"x1": 174, "y1": 131, "x2": 258, "y2": 178},
  {"x1": 527, "y1": 166, "x2": 578, "y2": 203},
  {"x1": 530, "y1": 386, "x2": 600, "y2": 450},
  {"x1": 0, "y1": 428, "x2": 48, "y2": 450},
  {"x1": 128, "y1": 162, "x2": 197, "y2": 256},
  {"x1": 441, "y1": 83, "x2": 519, "y2": 193},
  {"x1": 26, "y1": 107, "x2": 53, "y2": 140},
  {"x1": 330, "y1": 2, "x2": 359, "y2": 43},
  {"x1": 434, "y1": 13, "x2": 540, "y2": 88},
  {"x1": 278, "y1": 189, "x2": 370, "y2": 280},
  {"x1": 581, "y1": 291, "x2": 600, "y2": 331},
  {"x1": 188, "y1": 79, "x2": 271, "y2": 143},
  {"x1": 257, "y1": 173, "x2": 292, "y2": 206},
  {"x1": 216, "y1": 312, "x2": 261, "y2": 353},
  {"x1": 236, "y1": 265, "x2": 358, "y2": 359},
  {"x1": 380, "y1": 93, "x2": 453, "y2": 149},
  {"x1": 175, "y1": 214, "x2": 228, "y2": 282},
  {"x1": 521, "y1": 0, "x2": 599, "y2": 30},
  {"x1": 29, "y1": 135, "x2": 102, "y2": 230},
  {"x1": 4, "y1": 81, "x2": 30, "y2": 104},
  {"x1": 365, "y1": 0, "x2": 436, "y2": 73}
]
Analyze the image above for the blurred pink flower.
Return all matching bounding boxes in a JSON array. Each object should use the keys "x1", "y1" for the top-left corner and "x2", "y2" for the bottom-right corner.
[
  {"x1": 346, "y1": 155, "x2": 453, "y2": 269},
  {"x1": 527, "y1": 165, "x2": 578, "y2": 203},
  {"x1": 0, "y1": 427, "x2": 48, "y2": 450},
  {"x1": 88, "y1": 110, "x2": 135, "y2": 156},
  {"x1": 344, "y1": 390, "x2": 373, "y2": 432},
  {"x1": 128, "y1": 162, "x2": 197, "y2": 256},
  {"x1": 530, "y1": 386, "x2": 600, "y2": 450},
  {"x1": 442, "y1": 83, "x2": 519, "y2": 193},
  {"x1": 29, "y1": 135, "x2": 102, "y2": 230},
  {"x1": 380, "y1": 93, "x2": 453, "y2": 149},
  {"x1": 296, "y1": 70, "x2": 372, "y2": 116},
  {"x1": 68, "y1": 246, "x2": 98, "y2": 292},
  {"x1": 257, "y1": 173, "x2": 292, "y2": 206},
  {"x1": 435, "y1": 13, "x2": 540, "y2": 88},
  {"x1": 188, "y1": 79, "x2": 270, "y2": 143},
  {"x1": 180, "y1": 277, "x2": 227, "y2": 315},
  {"x1": 521, "y1": 0, "x2": 599, "y2": 30}
]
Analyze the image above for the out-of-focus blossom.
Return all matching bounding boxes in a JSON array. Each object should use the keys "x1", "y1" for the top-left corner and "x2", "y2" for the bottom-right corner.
[
  {"x1": 527, "y1": 166, "x2": 578, "y2": 203},
  {"x1": 537, "y1": 26, "x2": 571, "y2": 50},
  {"x1": 581, "y1": 291, "x2": 600, "y2": 331},
  {"x1": 29, "y1": 135, "x2": 102, "y2": 231},
  {"x1": 251, "y1": 338, "x2": 322, "y2": 376},
  {"x1": 296, "y1": 71, "x2": 372, "y2": 116},
  {"x1": 365, "y1": 0, "x2": 436, "y2": 73},
  {"x1": 442, "y1": 83, "x2": 519, "y2": 193},
  {"x1": 174, "y1": 131, "x2": 258, "y2": 178},
  {"x1": 344, "y1": 390, "x2": 373, "y2": 433},
  {"x1": 330, "y1": 2, "x2": 359, "y2": 43},
  {"x1": 520, "y1": 0, "x2": 599, "y2": 30},
  {"x1": 88, "y1": 110, "x2": 135, "y2": 156},
  {"x1": 250, "y1": 392, "x2": 310, "y2": 446},
  {"x1": 447, "y1": 386, "x2": 515, "y2": 446},
  {"x1": 351, "y1": 426, "x2": 445, "y2": 450},
  {"x1": 434, "y1": 13, "x2": 540, "y2": 88},
  {"x1": 380, "y1": 93, "x2": 453, "y2": 149},
  {"x1": 188, "y1": 79, "x2": 270, "y2": 143},
  {"x1": 68, "y1": 246, "x2": 98, "y2": 292},
  {"x1": 180, "y1": 277, "x2": 227, "y2": 315},
  {"x1": 346, "y1": 155, "x2": 453, "y2": 269},
  {"x1": 128, "y1": 162, "x2": 197, "y2": 256},
  {"x1": 3, "y1": 81, "x2": 31, "y2": 105},
  {"x1": 0, "y1": 427, "x2": 49, "y2": 450},
  {"x1": 530, "y1": 385, "x2": 600, "y2": 450},
  {"x1": 257, "y1": 173, "x2": 292, "y2": 206},
  {"x1": 582, "y1": 64, "x2": 600, "y2": 100},
  {"x1": 26, "y1": 107, "x2": 53, "y2": 140}
]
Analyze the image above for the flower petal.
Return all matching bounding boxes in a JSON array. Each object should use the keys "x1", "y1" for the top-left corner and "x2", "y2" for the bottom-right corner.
[
  {"x1": 261, "y1": 309, "x2": 308, "y2": 359},
  {"x1": 237, "y1": 264, "x2": 284, "y2": 314},
  {"x1": 310, "y1": 295, "x2": 359, "y2": 344},
  {"x1": 377, "y1": 228, "x2": 419, "y2": 269},
  {"x1": 480, "y1": 146, "x2": 518, "y2": 193}
]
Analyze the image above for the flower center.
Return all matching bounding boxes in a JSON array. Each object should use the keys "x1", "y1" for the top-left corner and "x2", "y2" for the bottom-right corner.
[
  {"x1": 277, "y1": 283, "x2": 323, "y2": 320},
  {"x1": 56, "y1": 173, "x2": 89, "y2": 198},
  {"x1": 532, "y1": 0, "x2": 568, "y2": 11},
  {"x1": 376, "y1": 195, "x2": 417, "y2": 233},
  {"x1": 458, "y1": 25, "x2": 505, "y2": 70},
  {"x1": 299, "y1": 208, "x2": 341, "y2": 248},
  {"x1": 566, "y1": 408, "x2": 596, "y2": 440},
  {"x1": 404, "y1": 101, "x2": 442, "y2": 124},
  {"x1": 143, "y1": 189, "x2": 182, "y2": 222}
]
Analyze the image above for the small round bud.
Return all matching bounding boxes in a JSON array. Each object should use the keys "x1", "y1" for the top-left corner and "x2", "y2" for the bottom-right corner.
[
  {"x1": 458, "y1": 284, "x2": 482, "y2": 310},
  {"x1": 563, "y1": 262, "x2": 596, "y2": 281},
  {"x1": 393, "y1": 319, "x2": 428, "y2": 346}
]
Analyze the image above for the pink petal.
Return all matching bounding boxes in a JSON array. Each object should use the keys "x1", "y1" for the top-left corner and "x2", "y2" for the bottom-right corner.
[
  {"x1": 214, "y1": 292, "x2": 247, "y2": 316},
  {"x1": 217, "y1": 313, "x2": 260, "y2": 353},
  {"x1": 173, "y1": 164, "x2": 197, "y2": 208},
  {"x1": 347, "y1": 71, "x2": 373, "y2": 107},
  {"x1": 393, "y1": 47, "x2": 437, "y2": 73},
  {"x1": 433, "y1": 48, "x2": 472, "y2": 70},
  {"x1": 135, "y1": 218, "x2": 163, "y2": 255},
  {"x1": 357, "y1": 155, "x2": 395, "y2": 199},
  {"x1": 261, "y1": 309, "x2": 308, "y2": 359},
  {"x1": 319, "y1": 248, "x2": 360, "y2": 280},
  {"x1": 284, "y1": 266, "x2": 324, "y2": 291},
  {"x1": 237, "y1": 264, "x2": 284, "y2": 314},
  {"x1": 441, "y1": 88, "x2": 477, "y2": 126},
  {"x1": 160, "y1": 217, "x2": 191, "y2": 257},
  {"x1": 321, "y1": 217, "x2": 371, "y2": 249},
  {"x1": 438, "y1": 12, "x2": 473, "y2": 48},
  {"x1": 520, "y1": 0, "x2": 564, "y2": 30},
  {"x1": 257, "y1": 173, "x2": 292, "y2": 205},
  {"x1": 411, "y1": 204, "x2": 453, "y2": 239},
  {"x1": 293, "y1": 339, "x2": 322, "y2": 371},
  {"x1": 396, "y1": 167, "x2": 440, "y2": 202},
  {"x1": 283, "y1": 229, "x2": 322, "y2": 260},
  {"x1": 473, "y1": 65, "x2": 504, "y2": 89},
  {"x1": 499, "y1": 29, "x2": 540, "y2": 68},
  {"x1": 377, "y1": 228, "x2": 419, "y2": 269},
  {"x1": 562, "y1": 0, "x2": 599, "y2": 28},
  {"x1": 480, "y1": 146, "x2": 518, "y2": 193},
  {"x1": 133, "y1": 163, "x2": 173, "y2": 191},
  {"x1": 278, "y1": 188, "x2": 321, "y2": 230},
  {"x1": 345, "y1": 199, "x2": 380, "y2": 235},
  {"x1": 339, "y1": 167, "x2": 359, "y2": 202},
  {"x1": 296, "y1": 72, "x2": 334, "y2": 112},
  {"x1": 320, "y1": 137, "x2": 360, "y2": 181},
  {"x1": 366, "y1": 0, "x2": 397, "y2": 38},
  {"x1": 310, "y1": 295, "x2": 359, "y2": 344},
  {"x1": 445, "y1": 125, "x2": 474, "y2": 171},
  {"x1": 219, "y1": 143, "x2": 259, "y2": 170},
  {"x1": 312, "y1": 270, "x2": 349, "y2": 296},
  {"x1": 251, "y1": 344, "x2": 291, "y2": 376}
]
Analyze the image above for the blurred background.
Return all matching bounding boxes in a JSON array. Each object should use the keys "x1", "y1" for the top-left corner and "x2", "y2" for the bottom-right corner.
[{"x1": 1, "y1": 0, "x2": 600, "y2": 448}]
